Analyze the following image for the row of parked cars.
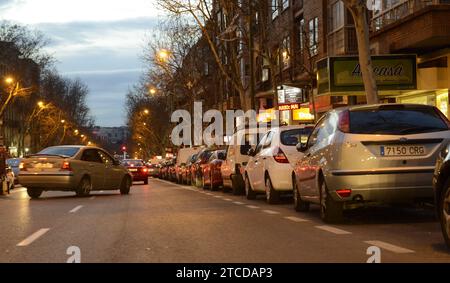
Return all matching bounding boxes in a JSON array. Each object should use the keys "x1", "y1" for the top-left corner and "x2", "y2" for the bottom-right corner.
[{"x1": 158, "y1": 104, "x2": 450, "y2": 248}]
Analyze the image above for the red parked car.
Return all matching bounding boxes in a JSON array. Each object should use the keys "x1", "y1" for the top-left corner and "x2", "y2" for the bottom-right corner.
[
  {"x1": 122, "y1": 159, "x2": 149, "y2": 185},
  {"x1": 202, "y1": 150, "x2": 226, "y2": 191},
  {"x1": 191, "y1": 148, "x2": 214, "y2": 188}
]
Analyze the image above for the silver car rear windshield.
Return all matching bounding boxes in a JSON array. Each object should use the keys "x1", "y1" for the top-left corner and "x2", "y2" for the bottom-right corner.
[
  {"x1": 349, "y1": 107, "x2": 449, "y2": 135},
  {"x1": 38, "y1": 147, "x2": 81, "y2": 157}
]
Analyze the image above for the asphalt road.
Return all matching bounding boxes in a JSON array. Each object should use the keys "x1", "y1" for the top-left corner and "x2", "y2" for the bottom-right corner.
[{"x1": 0, "y1": 178, "x2": 449, "y2": 263}]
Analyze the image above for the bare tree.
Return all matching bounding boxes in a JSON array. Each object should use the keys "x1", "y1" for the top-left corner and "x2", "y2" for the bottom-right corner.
[{"x1": 342, "y1": 0, "x2": 379, "y2": 104}]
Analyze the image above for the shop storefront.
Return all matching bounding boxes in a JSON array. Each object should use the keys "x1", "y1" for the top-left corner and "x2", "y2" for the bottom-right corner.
[
  {"x1": 276, "y1": 85, "x2": 314, "y2": 125},
  {"x1": 314, "y1": 54, "x2": 450, "y2": 117}
]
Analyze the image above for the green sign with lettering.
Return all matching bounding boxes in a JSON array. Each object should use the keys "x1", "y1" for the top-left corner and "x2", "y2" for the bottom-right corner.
[{"x1": 317, "y1": 55, "x2": 417, "y2": 95}]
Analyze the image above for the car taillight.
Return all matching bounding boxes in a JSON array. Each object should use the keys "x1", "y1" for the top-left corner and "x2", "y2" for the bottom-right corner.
[
  {"x1": 273, "y1": 148, "x2": 289, "y2": 164},
  {"x1": 19, "y1": 162, "x2": 27, "y2": 171},
  {"x1": 142, "y1": 168, "x2": 148, "y2": 173},
  {"x1": 336, "y1": 189, "x2": 352, "y2": 198},
  {"x1": 338, "y1": 110, "x2": 350, "y2": 133},
  {"x1": 61, "y1": 161, "x2": 72, "y2": 171}
]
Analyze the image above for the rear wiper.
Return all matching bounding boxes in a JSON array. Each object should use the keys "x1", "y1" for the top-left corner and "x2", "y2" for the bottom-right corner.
[{"x1": 398, "y1": 127, "x2": 447, "y2": 134}]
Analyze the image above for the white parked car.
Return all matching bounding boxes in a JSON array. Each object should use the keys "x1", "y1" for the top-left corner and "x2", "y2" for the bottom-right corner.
[
  {"x1": 244, "y1": 125, "x2": 313, "y2": 203},
  {"x1": 221, "y1": 126, "x2": 265, "y2": 195}
]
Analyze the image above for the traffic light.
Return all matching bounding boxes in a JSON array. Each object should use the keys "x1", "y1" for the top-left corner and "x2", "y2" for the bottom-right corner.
[{"x1": 122, "y1": 146, "x2": 127, "y2": 152}]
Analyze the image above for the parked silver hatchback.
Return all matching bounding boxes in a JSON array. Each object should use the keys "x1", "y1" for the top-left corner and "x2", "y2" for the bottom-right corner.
[
  {"x1": 294, "y1": 104, "x2": 450, "y2": 223},
  {"x1": 18, "y1": 146, "x2": 132, "y2": 199}
]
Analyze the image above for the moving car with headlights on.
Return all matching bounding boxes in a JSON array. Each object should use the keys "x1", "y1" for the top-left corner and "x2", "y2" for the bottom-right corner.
[
  {"x1": 122, "y1": 159, "x2": 149, "y2": 185},
  {"x1": 18, "y1": 146, "x2": 132, "y2": 199},
  {"x1": 6, "y1": 158, "x2": 21, "y2": 184},
  {"x1": 294, "y1": 104, "x2": 450, "y2": 223},
  {"x1": 245, "y1": 125, "x2": 313, "y2": 204}
]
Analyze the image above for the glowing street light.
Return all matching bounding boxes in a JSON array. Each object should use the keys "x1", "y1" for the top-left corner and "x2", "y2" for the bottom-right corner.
[
  {"x1": 157, "y1": 49, "x2": 170, "y2": 61},
  {"x1": 143, "y1": 109, "x2": 149, "y2": 115},
  {"x1": 149, "y1": 88, "x2": 157, "y2": 95},
  {"x1": 61, "y1": 119, "x2": 66, "y2": 124},
  {"x1": 4, "y1": 77, "x2": 14, "y2": 85},
  {"x1": 37, "y1": 101, "x2": 45, "y2": 108}
]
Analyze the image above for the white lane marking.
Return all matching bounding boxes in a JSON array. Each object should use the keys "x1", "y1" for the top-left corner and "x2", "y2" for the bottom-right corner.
[
  {"x1": 315, "y1": 225, "x2": 352, "y2": 235},
  {"x1": 205, "y1": 193, "x2": 213, "y2": 196},
  {"x1": 246, "y1": 205, "x2": 260, "y2": 209},
  {"x1": 223, "y1": 198, "x2": 233, "y2": 201},
  {"x1": 263, "y1": 210, "x2": 280, "y2": 215},
  {"x1": 11, "y1": 188, "x2": 27, "y2": 194},
  {"x1": 69, "y1": 205, "x2": 83, "y2": 213},
  {"x1": 213, "y1": 195, "x2": 223, "y2": 199},
  {"x1": 89, "y1": 196, "x2": 96, "y2": 200},
  {"x1": 17, "y1": 229, "x2": 50, "y2": 247},
  {"x1": 284, "y1": 216, "x2": 309, "y2": 223},
  {"x1": 99, "y1": 190, "x2": 104, "y2": 193},
  {"x1": 365, "y1": 241, "x2": 415, "y2": 254},
  {"x1": 234, "y1": 202, "x2": 245, "y2": 205}
]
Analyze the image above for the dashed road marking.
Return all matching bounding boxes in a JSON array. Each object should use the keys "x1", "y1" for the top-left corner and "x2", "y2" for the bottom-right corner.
[
  {"x1": 223, "y1": 198, "x2": 233, "y2": 201},
  {"x1": 315, "y1": 226, "x2": 352, "y2": 235},
  {"x1": 263, "y1": 210, "x2": 280, "y2": 215},
  {"x1": 284, "y1": 216, "x2": 309, "y2": 223},
  {"x1": 246, "y1": 205, "x2": 259, "y2": 209},
  {"x1": 365, "y1": 241, "x2": 415, "y2": 254},
  {"x1": 90, "y1": 196, "x2": 96, "y2": 200},
  {"x1": 69, "y1": 205, "x2": 83, "y2": 213},
  {"x1": 233, "y1": 202, "x2": 245, "y2": 205},
  {"x1": 17, "y1": 229, "x2": 50, "y2": 247}
]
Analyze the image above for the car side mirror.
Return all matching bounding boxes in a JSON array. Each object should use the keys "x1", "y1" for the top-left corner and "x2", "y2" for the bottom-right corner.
[
  {"x1": 296, "y1": 142, "x2": 308, "y2": 153},
  {"x1": 247, "y1": 148, "x2": 256, "y2": 157}
]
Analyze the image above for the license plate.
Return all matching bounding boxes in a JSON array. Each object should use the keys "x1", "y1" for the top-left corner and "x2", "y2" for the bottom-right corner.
[
  {"x1": 380, "y1": 145, "x2": 426, "y2": 157},
  {"x1": 129, "y1": 169, "x2": 138, "y2": 172},
  {"x1": 34, "y1": 163, "x2": 53, "y2": 169}
]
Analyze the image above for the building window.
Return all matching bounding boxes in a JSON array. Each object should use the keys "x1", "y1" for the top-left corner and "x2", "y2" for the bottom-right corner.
[
  {"x1": 271, "y1": 0, "x2": 279, "y2": 20},
  {"x1": 281, "y1": 36, "x2": 291, "y2": 68},
  {"x1": 298, "y1": 17, "x2": 305, "y2": 53},
  {"x1": 282, "y1": 0, "x2": 289, "y2": 10},
  {"x1": 309, "y1": 17, "x2": 319, "y2": 56},
  {"x1": 330, "y1": 1, "x2": 345, "y2": 32}
]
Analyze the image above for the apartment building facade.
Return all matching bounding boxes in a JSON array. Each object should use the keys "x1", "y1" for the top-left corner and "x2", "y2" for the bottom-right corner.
[{"x1": 227, "y1": 0, "x2": 450, "y2": 123}]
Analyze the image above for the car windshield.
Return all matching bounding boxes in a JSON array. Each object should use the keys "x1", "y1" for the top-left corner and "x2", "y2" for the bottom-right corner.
[
  {"x1": 349, "y1": 106, "x2": 449, "y2": 135},
  {"x1": 123, "y1": 160, "x2": 144, "y2": 167},
  {"x1": 281, "y1": 128, "x2": 313, "y2": 146},
  {"x1": 6, "y1": 159, "x2": 21, "y2": 167},
  {"x1": 38, "y1": 147, "x2": 80, "y2": 157}
]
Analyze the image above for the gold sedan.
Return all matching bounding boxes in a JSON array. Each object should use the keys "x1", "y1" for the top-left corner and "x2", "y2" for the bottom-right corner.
[{"x1": 18, "y1": 146, "x2": 132, "y2": 199}]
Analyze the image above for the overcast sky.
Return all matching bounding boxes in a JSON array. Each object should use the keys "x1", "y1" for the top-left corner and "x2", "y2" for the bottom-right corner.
[{"x1": 0, "y1": 0, "x2": 160, "y2": 127}]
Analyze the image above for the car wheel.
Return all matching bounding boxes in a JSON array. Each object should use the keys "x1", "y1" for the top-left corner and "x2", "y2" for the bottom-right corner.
[
  {"x1": 202, "y1": 174, "x2": 208, "y2": 190},
  {"x1": 210, "y1": 172, "x2": 218, "y2": 191},
  {"x1": 320, "y1": 179, "x2": 343, "y2": 223},
  {"x1": 265, "y1": 176, "x2": 280, "y2": 205},
  {"x1": 245, "y1": 175, "x2": 256, "y2": 200},
  {"x1": 120, "y1": 176, "x2": 131, "y2": 195},
  {"x1": 144, "y1": 178, "x2": 149, "y2": 185},
  {"x1": 293, "y1": 176, "x2": 309, "y2": 212},
  {"x1": 27, "y1": 188, "x2": 43, "y2": 199},
  {"x1": 439, "y1": 182, "x2": 450, "y2": 248},
  {"x1": 231, "y1": 174, "x2": 244, "y2": 195},
  {"x1": 76, "y1": 177, "x2": 92, "y2": 197}
]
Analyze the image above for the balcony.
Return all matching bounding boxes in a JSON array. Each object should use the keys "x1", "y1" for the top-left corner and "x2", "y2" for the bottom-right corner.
[
  {"x1": 370, "y1": 0, "x2": 450, "y2": 53},
  {"x1": 327, "y1": 26, "x2": 358, "y2": 56}
]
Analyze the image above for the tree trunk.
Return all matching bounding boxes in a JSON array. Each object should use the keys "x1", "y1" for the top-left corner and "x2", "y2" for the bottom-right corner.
[{"x1": 346, "y1": 2, "x2": 379, "y2": 104}]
